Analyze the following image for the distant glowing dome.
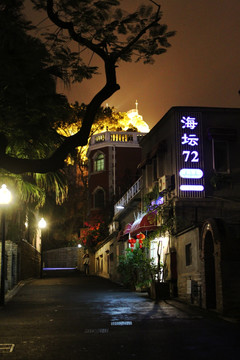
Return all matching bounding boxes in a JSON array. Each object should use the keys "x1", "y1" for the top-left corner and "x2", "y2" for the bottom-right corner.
[
  {"x1": 127, "y1": 109, "x2": 138, "y2": 120},
  {"x1": 124, "y1": 100, "x2": 150, "y2": 133}
]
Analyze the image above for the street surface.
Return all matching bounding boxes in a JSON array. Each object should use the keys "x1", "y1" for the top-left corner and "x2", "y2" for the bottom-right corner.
[{"x1": 0, "y1": 270, "x2": 239, "y2": 360}]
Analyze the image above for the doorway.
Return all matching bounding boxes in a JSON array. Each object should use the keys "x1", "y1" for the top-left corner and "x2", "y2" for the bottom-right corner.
[{"x1": 204, "y1": 231, "x2": 216, "y2": 309}]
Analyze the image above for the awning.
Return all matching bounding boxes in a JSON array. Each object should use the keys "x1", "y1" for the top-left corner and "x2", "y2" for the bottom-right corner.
[
  {"x1": 130, "y1": 212, "x2": 159, "y2": 236},
  {"x1": 117, "y1": 223, "x2": 133, "y2": 242},
  {"x1": 123, "y1": 223, "x2": 133, "y2": 235}
]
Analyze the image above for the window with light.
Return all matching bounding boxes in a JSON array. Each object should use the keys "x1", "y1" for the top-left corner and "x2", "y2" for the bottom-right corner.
[{"x1": 94, "y1": 153, "x2": 105, "y2": 172}]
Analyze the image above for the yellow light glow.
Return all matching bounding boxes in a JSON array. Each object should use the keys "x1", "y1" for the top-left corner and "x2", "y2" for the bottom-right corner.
[
  {"x1": 119, "y1": 112, "x2": 150, "y2": 133},
  {"x1": 56, "y1": 103, "x2": 150, "y2": 163},
  {"x1": 124, "y1": 104, "x2": 150, "y2": 133},
  {"x1": 0, "y1": 184, "x2": 12, "y2": 205},
  {"x1": 127, "y1": 109, "x2": 138, "y2": 119},
  {"x1": 38, "y1": 217, "x2": 47, "y2": 229}
]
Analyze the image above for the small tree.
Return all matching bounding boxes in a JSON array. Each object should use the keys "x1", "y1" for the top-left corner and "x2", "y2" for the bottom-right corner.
[{"x1": 118, "y1": 245, "x2": 157, "y2": 290}]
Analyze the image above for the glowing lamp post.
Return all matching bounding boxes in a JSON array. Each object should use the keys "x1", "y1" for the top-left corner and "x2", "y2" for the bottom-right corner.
[
  {"x1": 0, "y1": 184, "x2": 12, "y2": 306},
  {"x1": 38, "y1": 218, "x2": 47, "y2": 278},
  {"x1": 39, "y1": 217, "x2": 46, "y2": 230}
]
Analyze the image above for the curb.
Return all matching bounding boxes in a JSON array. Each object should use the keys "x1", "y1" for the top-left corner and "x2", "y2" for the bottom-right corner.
[{"x1": 5, "y1": 278, "x2": 34, "y2": 303}]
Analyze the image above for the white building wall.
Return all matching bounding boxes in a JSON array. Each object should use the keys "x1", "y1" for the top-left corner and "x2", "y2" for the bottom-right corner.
[{"x1": 176, "y1": 227, "x2": 202, "y2": 305}]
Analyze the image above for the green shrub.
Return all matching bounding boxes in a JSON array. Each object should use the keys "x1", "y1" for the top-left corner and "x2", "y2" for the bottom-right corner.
[{"x1": 117, "y1": 245, "x2": 157, "y2": 290}]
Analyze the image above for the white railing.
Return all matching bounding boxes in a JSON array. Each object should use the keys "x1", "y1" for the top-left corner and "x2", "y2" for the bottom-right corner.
[
  {"x1": 90, "y1": 131, "x2": 146, "y2": 146},
  {"x1": 114, "y1": 177, "x2": 142, "y2": 216}
]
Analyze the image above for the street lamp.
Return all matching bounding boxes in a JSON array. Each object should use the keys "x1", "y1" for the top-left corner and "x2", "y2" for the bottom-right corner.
[
  {"x1": 0, "y1": 184, "x2": 12, "y2": 306},
  {"x1": 38, "y1": 217, "x2": 46, "y2": 278}
]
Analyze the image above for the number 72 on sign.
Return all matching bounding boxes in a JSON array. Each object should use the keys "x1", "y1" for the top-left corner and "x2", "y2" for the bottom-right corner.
[{"x1": 182, "y1": 150, "x2": 199, "y2": 163}]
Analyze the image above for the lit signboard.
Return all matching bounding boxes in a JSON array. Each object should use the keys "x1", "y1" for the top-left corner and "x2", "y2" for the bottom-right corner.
[
  {"x1": 176, "y1": 113, "x2": 205, "y2": 198},
  {"x1": 179, "y1": 168, "x2": 203, "y2": 179},
  {"x1": 180, "y1": 185, "x2": 204, "y2": 191}
]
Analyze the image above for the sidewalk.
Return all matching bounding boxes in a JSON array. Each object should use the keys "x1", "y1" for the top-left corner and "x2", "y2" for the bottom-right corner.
[
  {"x1": 165, "y1": 298, "x2": 240, "y2": 324},
  {"x1": 5, "y1": 279, "x2": 31, "y2": 304}
]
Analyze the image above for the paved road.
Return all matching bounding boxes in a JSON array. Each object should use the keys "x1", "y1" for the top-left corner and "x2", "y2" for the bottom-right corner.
[{"x1": 0, "y1": 271, "x2": 239, "y2": 360}]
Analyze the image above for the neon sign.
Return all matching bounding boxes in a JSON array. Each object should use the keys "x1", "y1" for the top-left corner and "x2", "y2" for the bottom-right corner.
[
  {"x1": 181, "y1": 133, "x2": 199, "y2": 146},
  {"x1": 180, "y1": 185, "x2": 204, "y2": 191},
  {"x1": 179, "y1": 168, "x2": 203, "y2": 179},
  {"x1": 181, "y1": 116, "x2": 198, "y2": 130},
  {"x1": 177, "y1": 113, "x2": 204, "y2": 196},
  {"x1": 182, "y1": 150, "x2": 199, "y2": 162}
]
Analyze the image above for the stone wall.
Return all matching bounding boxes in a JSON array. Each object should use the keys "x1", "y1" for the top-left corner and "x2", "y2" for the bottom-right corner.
[
  {"x1": 43, "y1": 247, "x2": 79, "y2": 269},
  {"x1": 0, "y1": 240, "x2": 18, "y2": 293},
  {"x1": 18, "y1": 239, "x2": 41, "y2": 280},
  {"x1": 6, "y1": 240, "x2": 18, "y2": 290}
]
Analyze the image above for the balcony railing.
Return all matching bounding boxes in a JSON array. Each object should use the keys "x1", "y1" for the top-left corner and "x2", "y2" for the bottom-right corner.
[
  {"x1": 90, "y1": 131, "x2": 145, "y2": 146},
  {"x1": 114, "y1": 177, "x2": 142, "y2": 216}
]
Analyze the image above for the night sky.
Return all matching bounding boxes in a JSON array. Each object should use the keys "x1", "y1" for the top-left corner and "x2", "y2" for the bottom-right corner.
[{"x1": 26, "y1": 0, "x2": 240, "y2": 129}]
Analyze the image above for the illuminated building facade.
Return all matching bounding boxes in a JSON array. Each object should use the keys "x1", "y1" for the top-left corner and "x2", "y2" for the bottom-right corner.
[
  {"x1": 139, "y1": 106, "x2": 240, "y2": 314},
  {"x1": 86, "y1": 102, "x2": 149, "y2": 223},
  {"x1": 87, "y1": 130, "x2": 145, "y2": 222},
  {"x1": 92, "y1": 105, "x2": 240, "y2": 316}
]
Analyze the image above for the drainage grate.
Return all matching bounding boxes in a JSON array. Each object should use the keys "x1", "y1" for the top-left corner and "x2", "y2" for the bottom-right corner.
[
  {"x1": 84, "y1": 328, "x2": 109, "y2": 334},
  {"x1": 111, "y1": 321, "x2": 133, "y2": 326},
  {"x1": 0, "y1": 344, "x2": 15, "y2": 353}
]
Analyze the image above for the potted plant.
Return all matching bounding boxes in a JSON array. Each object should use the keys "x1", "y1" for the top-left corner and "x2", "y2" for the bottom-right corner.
[
  {"x1": 147, "y1": 233, "x2": 170, "y2": 300},
  {"x1": 117, "y1": 244, "x2": 157, "y2": 291}
]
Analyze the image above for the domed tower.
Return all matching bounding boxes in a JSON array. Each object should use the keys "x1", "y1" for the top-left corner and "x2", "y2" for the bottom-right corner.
[{"x1": 87, "y1": 102, "x2": 149, "y2": 222}]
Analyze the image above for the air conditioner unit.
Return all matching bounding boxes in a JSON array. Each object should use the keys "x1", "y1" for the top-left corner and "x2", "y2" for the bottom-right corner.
[{"x1": 158, "y1": 175, "x2": 171, "y2": 192}]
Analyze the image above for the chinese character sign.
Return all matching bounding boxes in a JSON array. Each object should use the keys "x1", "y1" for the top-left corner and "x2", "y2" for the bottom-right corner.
[
  {"x1": 177, "y1": 113, "x2": 204, "y2": 196},
  {"x1": 181, "y1": 116, "x2": 198, "y2": 130}
]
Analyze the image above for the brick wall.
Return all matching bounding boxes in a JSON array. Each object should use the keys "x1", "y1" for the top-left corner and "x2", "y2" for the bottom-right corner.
[
  {"x1": 18, "y1": 239, "x2": 41, "y2": 280},
  {"x1": 43, "y1": 247, "x2": 78, "y2": 268}
]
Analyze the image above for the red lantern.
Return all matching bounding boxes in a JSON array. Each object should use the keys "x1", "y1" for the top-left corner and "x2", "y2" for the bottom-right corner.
[
  {"x1": 136, "y1": 233, "x2": 145, "y2": 240},
  {"x1": 128, "y1": 238, "x2": 136, "y2": 251},
  {"x1": 136, "y1": 233, "x2": 145, "y2": 249}
]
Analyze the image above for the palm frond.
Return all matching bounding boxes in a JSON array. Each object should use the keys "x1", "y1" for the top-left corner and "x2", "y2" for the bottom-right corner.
[{"x1": 34, "y1": 171, "x2": 68, "y2": 205}]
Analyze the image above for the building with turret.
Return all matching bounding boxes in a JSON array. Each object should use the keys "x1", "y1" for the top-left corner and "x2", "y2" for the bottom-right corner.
[{"x1": 86, "y1": 102, "x2": 149, "y2": 223}]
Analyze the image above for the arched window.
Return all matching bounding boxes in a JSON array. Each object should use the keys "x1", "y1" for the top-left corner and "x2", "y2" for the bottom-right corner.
[
  {"x1": 94, "y1": 153, "x2": 105, "y2": 172},
  {"x1": 94, "y1": 188, "x2": 105, "y2": 208}
]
